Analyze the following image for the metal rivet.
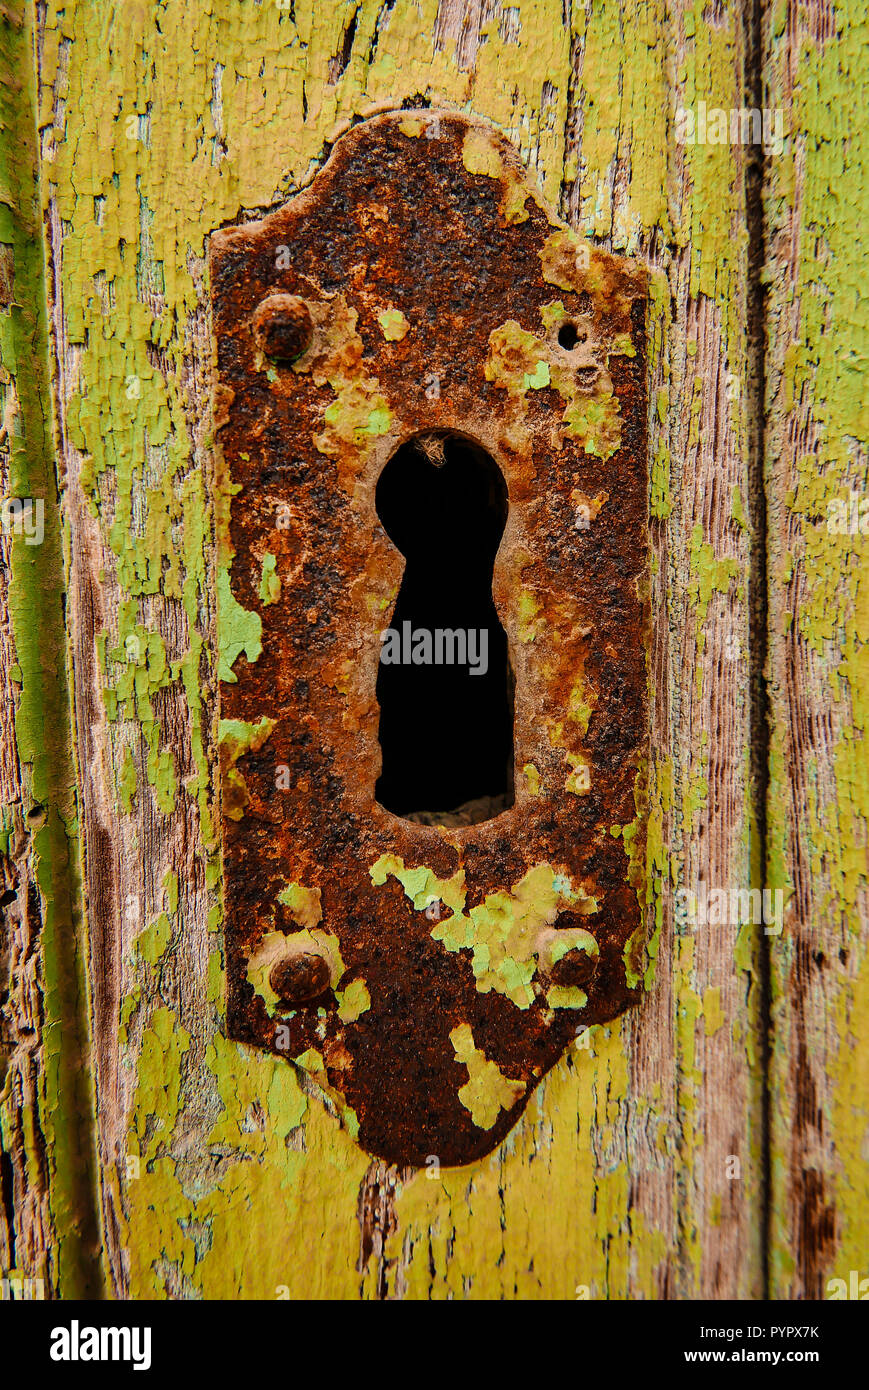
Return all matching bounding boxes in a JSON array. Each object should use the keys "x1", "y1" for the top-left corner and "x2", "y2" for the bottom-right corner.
[
  {"x1": 269, "y1": 950, "x2": 331, "y2": 1005},
  {"x1": 252, "y1": 293, "x2": 313, "y2": 362}
]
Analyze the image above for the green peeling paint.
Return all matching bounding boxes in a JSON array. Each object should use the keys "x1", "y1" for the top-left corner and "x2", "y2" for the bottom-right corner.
[
  {"x1": 258, "y1": 553, "x2": 281, "y2": 605},
  {"x1": 689, "y1": 523, "x2": 739, "y2": 626},
  {"x1": 462, "y1": 128, "x2": 502, "y2": 179},
  {"x1": 371, "y1": 855, "x2": 598, "y2": 1010},
  {"x1": 291, "y1": 295, "x2": 392, "y2": 463},
  {"x1": 461, "y1": 127, "x2": 534, "y2": 223},
  {"x1": 337, "y1": 977, "x2": 371, "y2": 1024},
  {"x1": 135, "y1": 912, "x2": 172, "y2": 966},
  {"x1": 117, "y1": 745, "x2": 137, "y2": 814},
  {"x1": 277, "y1": 881, "x2": 323, "y2": 928},
  {"x1": 219, "y1": 716, "x2": 276, "y2": 822},
  {"x1": 217, "y1": 568, "x2": 263, "y2": 683},
  {"x1": 522, "y1": 762, "x2": 541, "y2": 796},
  {"x1": 449, "y1": 1023, "x2": 525, "y2": 1129},
  {"x1": 485, "y1": 316, "x2": 623, "y2": 460},
  {"x1": 377, "y1": 308, "x2": 409, "y2": 341}
]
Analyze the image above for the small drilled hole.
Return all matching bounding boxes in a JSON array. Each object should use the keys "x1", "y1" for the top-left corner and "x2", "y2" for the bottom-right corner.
[{"x1": 558, "y1": 322, "x2": 579, "y2": 349}]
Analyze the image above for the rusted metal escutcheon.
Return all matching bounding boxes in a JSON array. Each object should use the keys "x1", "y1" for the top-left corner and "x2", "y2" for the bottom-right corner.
[{"x1": 211, "y1": 110, "x2": 649, "y2": 1167}]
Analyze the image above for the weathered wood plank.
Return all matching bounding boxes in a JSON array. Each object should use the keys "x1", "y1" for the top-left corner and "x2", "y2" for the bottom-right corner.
[
  {"x1": 0, "y1": 1, "x2": 101, "y2": 1300},
  {"x1": 764, "y1": 0, "x2": 869, "y2": 1299},
  {"x1": 25, "y1": 0, "x2": 762, "y2": 1297}
]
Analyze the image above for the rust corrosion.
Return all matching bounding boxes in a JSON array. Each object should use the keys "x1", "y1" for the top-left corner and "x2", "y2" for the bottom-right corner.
[{"x1": 211, "y1": 111, "x2": 649, "y2": 1167}]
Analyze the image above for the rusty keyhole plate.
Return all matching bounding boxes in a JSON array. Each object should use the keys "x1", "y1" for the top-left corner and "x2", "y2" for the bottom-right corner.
[{"x1": 211, "y1": 111, "x2": 649, "y2": 1167}]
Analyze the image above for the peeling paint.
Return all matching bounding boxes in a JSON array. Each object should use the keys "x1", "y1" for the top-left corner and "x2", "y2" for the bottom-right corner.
[{"x1": 450, "y1": 1022, "x2": 526, "y2": 1129}]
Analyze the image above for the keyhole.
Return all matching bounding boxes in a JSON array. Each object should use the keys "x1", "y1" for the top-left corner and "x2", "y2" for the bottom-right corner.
[{"x1": 374, "y1": 433, "x2": 514, "y2": 825}]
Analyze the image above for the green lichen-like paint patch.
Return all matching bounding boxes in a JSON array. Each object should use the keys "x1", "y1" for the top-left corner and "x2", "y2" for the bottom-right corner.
[
  {"x1": 610, "y1": 332, "x2": 636, "y2": 358},
  {"x1": 485, "y1": 318, "x2": 622, "y2": 459},
  {"x1": 297, "y1": 296, "x2": 392, "y2": 466},
  {"x1": 103, "y1": 614, "x2": 180, "y2": 814},
  {"x1": 462, "y1": 128, "x2": 502, "y2": 179},
  {"x1": 545, "y1": 984, "x2": 588, "y2": 1010},
  {"x1": 460, "y1": 131, "x2": 533, "y2": 224},
  {"x1": 436, "y1": 864, "x2": 600, "y2": 1009},
  {"x1": 294, "y1": 1048, "x2": 360, "y2": 1142},
  {"x1": 163, "y1": 869, "x2": 179, "y2": 917},
  {"x1": 485, "y1": 321, "x2": 547, "y2": 398},
  {"x1": 537, "y1": 925, "x2": 598, "y2": 973},
  {"x1": 567, "y1": 673, "x2": 597, "y2": 735},
  {"x1": 219, "y1": 716, "x2": 276, "y2": 822},
  {"x1": 523, "y1": 359, "x2": 550, "y2": 390},
  {"x1": 217, "y1": 568, "x2": 263, "y2": 683},
  {"x1": 517, "y1": 588, "x2": 545, "y2": 643},
  {"x1": 377, "y1": 308, "x2": 409, "y2": 341},
  {"x1": 522, "y1": 762, "x2": 541, "y2": 796},
  {"x1": 117, "y1": 744, "x2": 137, "y2": 814},
  {"x1": 689, "y1": 523, "x2": 739, "y2": 626},
  {"x1": 373, "y1": 856, "x2": 598, "y2": 1009},
  {"x1": 134, "y1": 912, "x2": 172, "y2": 966},
  {"x1": 449, "y1": 1023, "x2": 525, "y2": 1129},
  {"x1": 539, "y1": 229, "x2": 601, "y2": 294},
  {"x1": 277, "y1": 881, "x2": 323, "y2": 929},
  {"x1": 337, "y1": 977, "x2": 371, "y2": 1024},
  {"x1": 219, "y1": 716, "x2": 276, "y2": 765},
  {"x1": 222, "y1": 767, "x2": 248, "y2": 822},
  {"x1": 560, "y1": 391, "x2": 622, "y2": 458},
  {"x1": 369, "y1": 853, "x2": 467, "y2": 914},
  {"x1": 612, "y1": 761, "x2": 654, "y2": 990},
  {"x1": 258, "y1": 553, "x2": 280, "y2": 605}
]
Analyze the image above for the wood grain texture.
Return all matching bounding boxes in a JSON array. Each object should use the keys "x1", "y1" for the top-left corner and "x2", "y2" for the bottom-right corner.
[
  {"x1": 763, "y1": 0, "x2": 868, "y2": 1299},
  {"x1": 0, "y1": 1, "x2": 101, "y2": 1300},
  {"x1": 2, "y1": 0, "x2": 774, "y2": 1298}
]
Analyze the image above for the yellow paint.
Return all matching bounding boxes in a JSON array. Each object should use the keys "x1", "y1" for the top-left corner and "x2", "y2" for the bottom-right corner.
[
  {"x1": 449, "y1": 1023, "x2": 526, "y2": 1129},
  {"x1": 277, "y1": 881, "x2": 323, "y2": 929},
  {"x1": 522, "y1": 762, "x2": 541, "y2": 795},
  {"x1": 462, "y1": 129, "x2": 502, "y2": 179},
  {"x1": 702, "y1": 986, "x2": 724, "y2": 1036}
]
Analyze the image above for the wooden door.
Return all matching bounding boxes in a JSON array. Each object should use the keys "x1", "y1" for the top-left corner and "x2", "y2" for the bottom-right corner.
[{"x1": 0, "y1": 0, "x2": 865, "y2": 1300}]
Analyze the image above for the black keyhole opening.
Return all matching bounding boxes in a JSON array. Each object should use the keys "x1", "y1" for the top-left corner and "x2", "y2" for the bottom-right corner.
[{"x1": 374, "y1": 433, "x2": 515, "y2": 826}]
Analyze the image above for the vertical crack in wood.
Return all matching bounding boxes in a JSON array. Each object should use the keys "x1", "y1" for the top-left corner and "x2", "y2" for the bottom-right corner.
[{"x1": 356, "y1": 1159, "x2": 413, "y2": 1298}]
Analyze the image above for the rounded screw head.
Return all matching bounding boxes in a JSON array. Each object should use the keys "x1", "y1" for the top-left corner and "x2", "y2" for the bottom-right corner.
[
  {"x1": 252, "y1": 293, "x2": 313, "y2": 362},
  {"x1": 269, "y1": 950, "x2": 331, "y2": 1005}
]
